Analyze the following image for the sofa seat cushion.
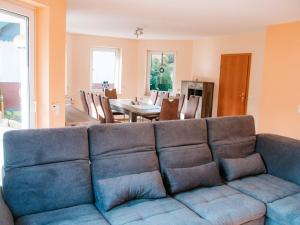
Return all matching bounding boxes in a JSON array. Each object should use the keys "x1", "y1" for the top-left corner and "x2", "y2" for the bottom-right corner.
[
  {"x1": 242, "y1": 217, "x2": 265, "y2": 225},
  {"x1": 175, "y1": 185, "x2": 266, "y2": 225},
  {"x1": 228, "y1": 174, "x2": 300, "y2": 203},
  {"x1": 265, "y1": 218, "x2": 283, "y2": 225},
  {"x1": 100, "y1": 197, "x2": 210, "y2": 225},
  {"x1": 16, "y1": 204, "x2": 109, "y2": 225},
  {"x1": 267, "y1": 192, "x2": 300, "y2": 225}
]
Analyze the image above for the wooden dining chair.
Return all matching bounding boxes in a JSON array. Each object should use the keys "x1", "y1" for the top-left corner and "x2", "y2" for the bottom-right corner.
[
  {"x1": 80, "y1": 90, "x2": 89, "y2": 114},
  {"x1": 104, "y1": 88, "x2": 118, "y2": 99},
  {"x1": 92, "y1": 93, "x2": 105, "y2": 123},
  {"x1": 176, "y1": 93, "x2": 185, "y2": 118},
  {"x1": 148, "y1": 90, "x2": 158, "y2": 105},
  {"x1": 85, "y1": 92, "x2": 98, "y2": 119},
  {"x1": 101, "y1": 96, "x2": 119, "y2": 123},
  {"x1": 104, "y1": 88, "x2": 125, "y2": 117},
  {"x1": 184, "y1": 95, "x2": 200, "y2": 119},
  {"x1": 159, "y1": 98, "x2": 179, "y2": 121},
  {"x1": 155, "y1": 91, "x2": 169, "y2": 106}
]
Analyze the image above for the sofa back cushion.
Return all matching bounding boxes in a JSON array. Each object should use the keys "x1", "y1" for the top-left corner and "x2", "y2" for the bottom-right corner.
[
  {"x1": 220, "y1": 153, "x2": 267, "y2": 181},
  {"x1": 97, "y1": 171, "x2": 166, "y2": 211},
  {"x1": 2, "y1": 127, "x2": 93, "y2": 218},
  {"x1": 165, "y1": 162, "x2": 222, "y2": 194},
  {"x1": 206, "y1": 116, "x2": 256, "y2": 162},
  {"x1": 88, "y1": 123, "x2": 164, "y2": 210},
  {"x1": 154, "y1": 119, "x2": 214, "y2": 192}
]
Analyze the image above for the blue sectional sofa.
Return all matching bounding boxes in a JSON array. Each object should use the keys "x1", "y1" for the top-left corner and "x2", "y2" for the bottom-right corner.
[{"x1": 1, "y1": 116, "x2": 299, "y2": 225}]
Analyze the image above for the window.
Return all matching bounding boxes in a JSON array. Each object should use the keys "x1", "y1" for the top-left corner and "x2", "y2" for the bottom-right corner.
[
  {"x1": 0, "y1": 0, "x2": 35, "y2": 185},
  {"x1": 91, "y1": 48, "x2": 121, "y2": 92},
  {"x1": 147, "y1": 51, "x2": 176, "y2": 94},
  {"x1": 0, "y1": 2, "x2": 35, "y2": 129}
]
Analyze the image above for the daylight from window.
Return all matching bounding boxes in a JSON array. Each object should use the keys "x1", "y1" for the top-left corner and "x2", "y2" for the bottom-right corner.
[
  {"x1": 0, "y1": 8, "x2": 30, "y2": 185},
  {"x1": 91, "y1": 48, "x2": 120, "y2": 92},
  {"x1": 149, "y1": 52, "x2": 175, "y2": 92},
  {"x1": 0, "y1": 10, "x2": 28, "y2": 128}
]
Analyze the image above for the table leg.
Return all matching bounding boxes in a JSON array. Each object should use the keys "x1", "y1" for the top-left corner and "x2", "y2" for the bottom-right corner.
[{"x1": 129, "y1": 112, "x2": 138, "y2": 122}]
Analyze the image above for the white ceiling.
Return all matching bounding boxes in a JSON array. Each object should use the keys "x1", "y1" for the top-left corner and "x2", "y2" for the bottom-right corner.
[{"x1": 67, "y1": 0, "x2": 300, "y2": 40}]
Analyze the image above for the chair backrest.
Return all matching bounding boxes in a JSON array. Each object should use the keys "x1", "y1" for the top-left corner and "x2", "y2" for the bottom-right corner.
[
  {"x1": 176, "y1": 93, "x2": 185, "y2": 115},
  {"x1": 92, "y1": 93, "x2": 105, "y2": 123},
  {"x1": 101, "y1": 96, "x2": 115, "y2": 123},
  {"x1": 159, "y1": 98, "x2": 179, "y2": 121},
  {"x1": 184, "y1": 95, "x2": 200, "y2": 119},
  {"x1": 80, "y1": 90, "x2": 89, "y2": 114},
  {"x1": 155, "y1": 91, "x2": 169, "y2": 106},
  {"x1": 104, "y1": 88, "x2": 118, "y2": 99},
  {"x1": 85, "y1": 92, "x2": 97, "y2": 119},
  {"x1": 148, "y1": 90, "x2": 158, "y2": 105}
]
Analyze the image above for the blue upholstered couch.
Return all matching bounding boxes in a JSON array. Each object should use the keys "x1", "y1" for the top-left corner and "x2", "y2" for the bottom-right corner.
[{"x1": 1, "y1": 116, "x2": 300, "y2": 225}]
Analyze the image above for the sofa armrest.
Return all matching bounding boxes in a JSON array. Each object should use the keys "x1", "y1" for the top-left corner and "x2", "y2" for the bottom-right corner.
[
  {"x1": 256, "y1": 134, "x2": 300, "y2": 185},
  {"x1": 0, "y1": 187, "x2": 14, "y2": 225}
]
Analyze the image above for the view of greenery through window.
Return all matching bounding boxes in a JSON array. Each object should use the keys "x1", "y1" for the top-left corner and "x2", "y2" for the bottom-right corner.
[{"x1": 149, "y1": 52, "x2": 175, "y2": 92}]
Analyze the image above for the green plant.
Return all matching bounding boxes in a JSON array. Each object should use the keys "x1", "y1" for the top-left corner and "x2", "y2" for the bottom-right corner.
[{"x1": 4, "y1": 109, "x2": 21, "y2": 122}]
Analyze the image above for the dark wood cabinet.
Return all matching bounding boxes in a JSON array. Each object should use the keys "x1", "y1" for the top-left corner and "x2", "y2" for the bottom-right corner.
[{"x1": 181, "y1": 81, "x2": 214, "y2": 118}]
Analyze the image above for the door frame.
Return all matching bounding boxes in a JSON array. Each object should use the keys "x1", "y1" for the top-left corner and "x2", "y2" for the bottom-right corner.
[
  {"x1": 0, "y1": 0, "x2": 35, "y2": 128},
  {"x1": 217, "y1": 53, "x2": 252, "y2": 116}
]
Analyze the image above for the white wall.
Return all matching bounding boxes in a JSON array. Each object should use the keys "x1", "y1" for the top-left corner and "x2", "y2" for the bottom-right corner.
[{"x1": 191, "y1": 31, "x2": 266, "y2": 126}]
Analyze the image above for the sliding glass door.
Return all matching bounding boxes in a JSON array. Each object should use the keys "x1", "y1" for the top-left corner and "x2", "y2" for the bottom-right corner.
[
  {"x1": 0, "y1": 0, "x2": 34, "y2": 184},
  {"x1": 0, "y1": 1, "x2": 34, "y2": 129}
]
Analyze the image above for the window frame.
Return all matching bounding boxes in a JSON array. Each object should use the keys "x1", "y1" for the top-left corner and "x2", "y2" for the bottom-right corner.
[
  {"x1": 90, "y1": 47, "x2": 122, "y2": 94},
  {"x1": 145, "y1": 50, "x2": 177, "y2": 95},
  {"x1": 0, "y1": 0, "x2": 35, "y2": 128}
]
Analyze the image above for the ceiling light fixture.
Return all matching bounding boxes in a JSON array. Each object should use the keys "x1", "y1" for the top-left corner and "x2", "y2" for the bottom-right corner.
[{"x1": 134, "y1": 27, "x2": 143, "y2": 38}]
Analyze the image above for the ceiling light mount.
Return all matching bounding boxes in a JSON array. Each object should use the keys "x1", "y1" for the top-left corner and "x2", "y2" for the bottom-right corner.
[{"x1": 134, "y1": 27, "x2": 144, "y2": 38}]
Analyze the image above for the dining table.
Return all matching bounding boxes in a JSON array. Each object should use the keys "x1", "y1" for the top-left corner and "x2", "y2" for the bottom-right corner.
[{"x1": 109, "y1": 99, "x2": 161, "y2": 122}]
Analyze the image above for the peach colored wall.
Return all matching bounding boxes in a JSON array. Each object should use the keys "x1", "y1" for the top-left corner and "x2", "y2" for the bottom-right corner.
[
  {"x1": 136, "y1": 40, "x2": 194, "y2": 97},
  {"x1": 67, "y1": 33, "x2": 138, "y2": 109},
  {"x1": 17, "y1": 0, "x2": 66, "y2": 128},
  {"x1": 47, "y1": 0, "x2": 66, "y2": 128},
  {"x1": 67, "y1": 33, "x2": 194, "y2": 109},
  {"x1": 35, "y1": 4, "x2": 50, "y2": 128},
  {"x1": 259, "y1": 22, "x2": 300, "y2": 139},
  {"x1": 68, "y1": 33, "x2": 265, "y2": 124},
  {"x1": 191, "y1": 32, "x2": 266, "y2": 127}
]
